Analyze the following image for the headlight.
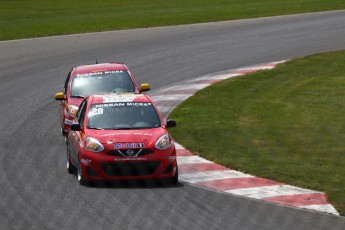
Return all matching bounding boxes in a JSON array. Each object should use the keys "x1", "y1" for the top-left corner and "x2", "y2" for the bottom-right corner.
[
  {"x1": 68, "y1": 105, "x2": 79, "y2": 117},
  {"x1": 155, "y1": 134, "x2": 172, "y2": 150},
  {"x1": 85, "y1": 137, "x2": 104, "y2": 152}
]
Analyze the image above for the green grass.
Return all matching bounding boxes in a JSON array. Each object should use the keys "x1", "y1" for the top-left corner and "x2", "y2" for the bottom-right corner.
[
  {"x1": 169, "y1": 50, "x2": 345, "y2": 215},
  {"x1": 1, "y1": 0, "x2": 345, "y2": 40}
]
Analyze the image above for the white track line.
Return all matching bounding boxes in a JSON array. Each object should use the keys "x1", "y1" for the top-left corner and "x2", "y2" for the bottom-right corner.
[
  {"x1": 174, "y1": 143, "x2": 185, "y2": 150},
  {"x1": 224, "y1": 185, "x2": 321, "y2": 199},
  {"x1": 177, "y1": 156, "x2": 213, "y2": 165},
  {"x1": 301, "y1": 204, "x2": 339, "y2": 216},
  {"x1": 150, "y1": 94, "x2": 191, "y2": 101},
  {"x1": 179, "y1": 170, "x2": 254, "y2": 183}
]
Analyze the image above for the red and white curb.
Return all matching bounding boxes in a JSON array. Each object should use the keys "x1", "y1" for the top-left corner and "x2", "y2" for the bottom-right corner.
[
  {"x1": 149, "y1": 61, "x2": 339, "y2": 216},
  {"x1": 175, "y1": 143, "x2": 338, "y2": 215}
]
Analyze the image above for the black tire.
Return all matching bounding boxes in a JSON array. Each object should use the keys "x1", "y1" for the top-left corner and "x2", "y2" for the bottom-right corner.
[
  {"x1": 66, "y1": 144, "x2": 74, "y2": 174},
  {"x1": 60, "y1": 125, "x2": 65, "y2": 136},
  {"x1": 77, "y1": 157, "x2": 89, "y2": 186},
  {"x1": 169, "y1": 165, "x2": 178, "y2": 184}
]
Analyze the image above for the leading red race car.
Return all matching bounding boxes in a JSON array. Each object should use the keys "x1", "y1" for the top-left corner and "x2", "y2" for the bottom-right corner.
[
  {"x1": 66, "y1": 93, "x2": 178, "y2": 185},
  {"x1": 55, "y1": 62, "x2": 150, "y2": 136}
]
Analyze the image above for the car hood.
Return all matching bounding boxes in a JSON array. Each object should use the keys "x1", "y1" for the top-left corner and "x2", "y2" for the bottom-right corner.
[{"x1": 87, "y1": 128, "x2": 168, "y2": 147}]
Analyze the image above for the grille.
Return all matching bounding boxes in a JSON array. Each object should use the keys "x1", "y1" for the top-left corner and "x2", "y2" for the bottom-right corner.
[
  {"x1": 107, "y1": 148, "x2": 153, "y2": 157},
  {"x1": 101, "y1": 162, "x2": 161, "y2": 176},
  {"x1": 86, "y1": 166, "x2": 98, "y2": 177},
  {"x1": 163, "y1": 163, "x2": 173, "y2": 174}
]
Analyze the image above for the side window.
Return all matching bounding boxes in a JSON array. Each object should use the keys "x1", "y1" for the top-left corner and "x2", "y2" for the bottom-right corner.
[
  {"x1": 64, "y1": 70, "x2": 72, "y2": 94},
  {"x1": 77, "y1": 100, "x2": 87, "y2": 128}
]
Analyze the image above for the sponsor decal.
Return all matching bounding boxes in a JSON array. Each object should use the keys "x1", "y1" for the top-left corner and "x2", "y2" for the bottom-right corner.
[
  {"x1": 95, "y1": 102, "x2": 152, "y2": 107},
  {"x1": 114, "y1": 143, "x2": 145, "y2": 149},
  {"x1": 126, "y1": 143, "x2": 137, "y2": 148},
  {"x1": 64, "y1": 119, "x2": 73, "y2": 125},
  {"x1": 76, "y1": 70, "x2": 125, "y2": 78},
  {"x1": 95, "y1": 103, "x2": 125, "y2": 108},
  {"x1": 114, "y1": 143, "x2": 122, "y2": 149},
  {"x1": 114, "y1": 157, "x2": 147, "y2": 161},
  {"x1": 103, "y1": 95, "x2": 137, "y2": 103},
  {"x1": 80, "y1": 159, "x2": 92, "y2": 165},
  {"x1": 126, "y1": 102, "x2": 151, "y2": 106},
  {"x1": 168, "y1": 156, "x2": 176, "y2": 162}
]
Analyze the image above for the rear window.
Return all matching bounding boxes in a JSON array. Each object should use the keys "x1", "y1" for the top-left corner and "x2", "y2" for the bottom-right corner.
[
  {"x1": 70, "y1": 71, "x2": 135, "y2": 97},
  {"x1": 87, "y1": 102, "x2": 161, "y2": 130}
]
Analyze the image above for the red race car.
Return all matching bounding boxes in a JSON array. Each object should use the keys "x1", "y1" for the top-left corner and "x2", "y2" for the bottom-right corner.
[
  {"x1": 55, "y1": 62, "x2": 150, "y2": 136},
  {"x1": 66, "y1": 93, "x2": 178, "y2": 185}
]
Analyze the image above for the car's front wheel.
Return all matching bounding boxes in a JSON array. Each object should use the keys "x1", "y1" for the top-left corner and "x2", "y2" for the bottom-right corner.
[
  {"x1": 66, "y1": 144, "x2": 74, "y2": 174},
  {"x1": 169, "y1": 165, "x2": 178, "y2": 184},
  {"x1": 77, "y1": 157, "x2": 89, "y2": 186}
]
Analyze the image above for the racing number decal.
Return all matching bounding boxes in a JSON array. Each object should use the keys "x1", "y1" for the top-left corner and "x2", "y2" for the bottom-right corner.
[{"x1": 90, "y1": 108, "x2": 104, "y2": 115}]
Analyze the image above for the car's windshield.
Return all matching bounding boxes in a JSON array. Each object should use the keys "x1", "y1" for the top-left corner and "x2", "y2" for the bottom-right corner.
[
  {"x1": 70, "y1": 71, "x2": 135, "y2": 97},
  {"x1": 87, "y1": 102, "x2": 161, "y2": 130}
]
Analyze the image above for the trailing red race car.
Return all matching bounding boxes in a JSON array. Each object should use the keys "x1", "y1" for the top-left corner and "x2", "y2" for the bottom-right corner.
[
  {"x1": 55, "y1": 62, "x2": 150, "y2": 136},
  {"x1": 66, "y1": 93, "x2": 178, "y2": 185}
]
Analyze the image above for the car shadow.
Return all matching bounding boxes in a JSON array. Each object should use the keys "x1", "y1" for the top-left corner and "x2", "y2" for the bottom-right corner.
[
  {"x1": 84, "y1": 179, "x2": 184, "y2": 189},
  {"x1": 69, "y1": 168, "x2": 183, "y2": 189}
]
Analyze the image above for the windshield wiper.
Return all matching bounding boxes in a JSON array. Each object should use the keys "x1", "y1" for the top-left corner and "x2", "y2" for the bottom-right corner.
[
  {"x1": 71, "y1": 95, "x2": 85, "y2": 98},
  {"x1": 87, "y1": 127, "x2": 104, "y2": 130}
]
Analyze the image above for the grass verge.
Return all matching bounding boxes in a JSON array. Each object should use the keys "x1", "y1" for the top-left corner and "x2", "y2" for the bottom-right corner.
[
  {"x1": 169, "y1": 50, "x2": 345, "y2": 215},
  {"x1": 1, "y1": 0, "x2": 345, "y2": 40}
]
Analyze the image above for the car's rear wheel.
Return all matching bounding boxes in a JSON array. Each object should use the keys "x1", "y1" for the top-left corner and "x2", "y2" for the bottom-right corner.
[{"x1": 60, "y1": 125, "x2": 65, "y2": 136}]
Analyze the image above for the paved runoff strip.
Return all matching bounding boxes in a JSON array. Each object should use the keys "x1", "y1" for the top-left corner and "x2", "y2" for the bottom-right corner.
[{"x1": 149, "y1": 61, "x2": 339, "y2": 216}]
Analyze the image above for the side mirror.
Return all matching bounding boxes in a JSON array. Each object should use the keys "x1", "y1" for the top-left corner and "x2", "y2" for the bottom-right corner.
[
  {"x1": 166, "y1": 119, "x2": 176, "y2": 128},
  {"x1": 70, "y1": 123, "x2": 82, "y2": 131},
  {"x1": 140, "y1": 83, "x2": 150, "y2": 92},
  {"x1": 55, "y1": 92, "x2": 66, "y2": 101}
]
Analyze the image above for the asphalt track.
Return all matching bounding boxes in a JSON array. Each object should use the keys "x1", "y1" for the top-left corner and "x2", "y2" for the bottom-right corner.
[{"x1": 1, "y1": 10, "x2": 345, "y2": 230}]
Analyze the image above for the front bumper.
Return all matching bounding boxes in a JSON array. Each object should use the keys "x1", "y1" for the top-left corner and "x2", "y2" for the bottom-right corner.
[{"x1": 79, "y1": 147, "x2": 177, "y2": 181}]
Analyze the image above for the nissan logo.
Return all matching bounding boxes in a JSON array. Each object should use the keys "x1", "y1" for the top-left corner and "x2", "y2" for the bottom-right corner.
[{"x1": 126, "y1": 150, "x2": 135, "y2": 156}]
